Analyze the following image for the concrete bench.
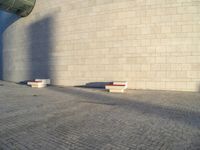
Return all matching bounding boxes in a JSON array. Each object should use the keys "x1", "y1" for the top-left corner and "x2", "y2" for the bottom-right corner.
[
  {"x1": 27, "y1": 79, "x2": 50, "y2": 88},
  {"x1": 35, "y1": 79, "x2": 51, "y2": 85},
  {"x1": 105, "y1": 81, "x2": 128, "y2": 93}
]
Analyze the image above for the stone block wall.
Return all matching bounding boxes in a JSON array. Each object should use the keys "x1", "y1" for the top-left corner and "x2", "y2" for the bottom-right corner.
[{"x1": 1, "y1": 0, "x2": 200, "y2": 91}]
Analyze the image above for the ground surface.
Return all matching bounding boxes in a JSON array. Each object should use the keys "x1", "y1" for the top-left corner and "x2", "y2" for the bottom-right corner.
[{"x1": 0, "y1": 81, "x2": 200, "y2": 150}]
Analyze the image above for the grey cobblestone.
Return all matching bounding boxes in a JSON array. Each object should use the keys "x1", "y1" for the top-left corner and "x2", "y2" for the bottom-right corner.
[{"x1": 0, "y1": 81, "x2": 200, "y2": 150}]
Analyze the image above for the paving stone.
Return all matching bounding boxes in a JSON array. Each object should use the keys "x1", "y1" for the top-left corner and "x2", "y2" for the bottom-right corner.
[{"x1": 0, "y1": 81, "x2": 200, "y2": 150}]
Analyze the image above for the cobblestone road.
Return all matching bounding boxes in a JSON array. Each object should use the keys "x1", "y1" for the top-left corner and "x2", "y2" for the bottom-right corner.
[{"x1": 0, "y1": 81, "x2": 200, "y2": 150}]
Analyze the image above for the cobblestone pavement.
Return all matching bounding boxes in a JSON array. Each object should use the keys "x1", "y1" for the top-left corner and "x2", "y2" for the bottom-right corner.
[{"x1": 0, "y1": 81, "x2": 200, "y2": 150}]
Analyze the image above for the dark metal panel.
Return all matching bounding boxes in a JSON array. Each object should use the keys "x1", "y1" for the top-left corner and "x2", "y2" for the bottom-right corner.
[{"x1": 0, "y1": 0, "x2": 36, "y2": 17}]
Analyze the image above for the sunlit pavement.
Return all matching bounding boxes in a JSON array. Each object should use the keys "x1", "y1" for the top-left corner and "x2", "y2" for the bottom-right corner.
[{"x1": 0, "y1": 81, "x2": 200, "y2": 150}]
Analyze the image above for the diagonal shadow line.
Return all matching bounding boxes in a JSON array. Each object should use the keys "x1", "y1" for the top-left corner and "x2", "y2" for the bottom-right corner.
[{"x1": 48, "y1": 86, "x2": 200, "y2": 129}]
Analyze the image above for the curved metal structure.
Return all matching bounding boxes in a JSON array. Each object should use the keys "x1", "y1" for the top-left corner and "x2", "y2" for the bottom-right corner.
[{"x1": 0, "y1": 0, "x2": 36, "y2": 17}]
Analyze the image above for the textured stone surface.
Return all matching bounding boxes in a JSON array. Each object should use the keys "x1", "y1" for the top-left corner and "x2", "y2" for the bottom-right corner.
[
  {"x1": 1, "y1": 0, "x2": 200, "y2": 91},
  {"x1": 0, "y1": 80, "x2": 200, "y2": 149}
]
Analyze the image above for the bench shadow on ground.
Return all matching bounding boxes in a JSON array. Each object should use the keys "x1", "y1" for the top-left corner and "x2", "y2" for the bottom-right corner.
[
  {"x1": 76, "y1": 82, "x2": 112, "y2": 89},
  {"x1": 49, "y1": 86, "x2": 200, "y2": 129}
]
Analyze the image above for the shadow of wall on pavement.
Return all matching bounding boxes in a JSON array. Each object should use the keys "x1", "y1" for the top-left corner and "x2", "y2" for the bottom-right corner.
[
  {"x1": 0, "y1": 11, "x2": 19, "y2": 80},
  {"x1": 26, "y1": 15, "x2": 54, "y2": 81},
  {"x1": 48, "y1": 86, "x2": 200, "y2": 129}
]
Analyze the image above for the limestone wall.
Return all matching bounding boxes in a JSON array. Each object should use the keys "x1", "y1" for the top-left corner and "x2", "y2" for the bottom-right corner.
[{"x1": 1, "y1": 0, "x2": 200, "y2": 91}]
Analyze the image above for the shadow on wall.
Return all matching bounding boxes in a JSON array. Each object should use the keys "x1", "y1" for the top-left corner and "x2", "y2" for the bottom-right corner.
[
  {"x1": 0, "y1": 11, "x2": 19, "y2": 80},
  {"x1": 27, "y1": 16, "x2": 54, "y2": 80}
]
